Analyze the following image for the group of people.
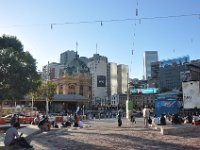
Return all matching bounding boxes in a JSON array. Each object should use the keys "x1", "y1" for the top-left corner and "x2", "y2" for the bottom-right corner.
[
  {"x1": 4, "y1": 114, "x2": 33, "y2": 148},
  {"x1": 4, "y1": 113, "x2": 53, "y2": 148},
  {"x1": 62, "y1": 113, "x2": 84, "y2": 128},
  {"x1": 34, "y1": 114, "x2": 53, "y2": 131},
  {"x1": 143, "y1": 106, "x2": 167, "y2": 127}
]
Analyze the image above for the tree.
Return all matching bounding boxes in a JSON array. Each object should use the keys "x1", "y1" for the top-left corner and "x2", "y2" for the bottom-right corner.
[
  {"x1": 38, "y1": 80, "x2": 56, "y2": 102},
  {"x1": 36, "y1": 80, "x2": 56, "y2": 113},
  {"x1": 0, "y1": 35, "x2": 40, "y2": 101}
]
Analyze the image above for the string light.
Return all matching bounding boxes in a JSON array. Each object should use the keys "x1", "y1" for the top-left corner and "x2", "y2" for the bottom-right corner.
[
  {"x1": 101, "y1": 21, "x2": 103, "y2": 26},
  {"x1": 0, "y1": 13, "x2": 199, "y2": 28}
]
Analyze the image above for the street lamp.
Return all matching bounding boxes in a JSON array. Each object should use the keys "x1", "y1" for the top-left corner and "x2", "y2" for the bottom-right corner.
[{"x1": 46, "y1": 61, "x2": 50, "y2": 116}]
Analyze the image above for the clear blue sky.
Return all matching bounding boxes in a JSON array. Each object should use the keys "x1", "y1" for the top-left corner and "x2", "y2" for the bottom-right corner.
[{"x1": 0, "y1": 0, "x2": 200, "y2": 79}]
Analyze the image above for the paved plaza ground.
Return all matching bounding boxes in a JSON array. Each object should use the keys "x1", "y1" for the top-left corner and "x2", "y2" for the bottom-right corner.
[{"x1": 28, "y1": 118, "x2": 200, "y2": 150}]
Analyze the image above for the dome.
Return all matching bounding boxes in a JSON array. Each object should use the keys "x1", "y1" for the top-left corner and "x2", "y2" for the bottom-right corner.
[{"x1": 65, "y1": 58, "x2": 90, "y2": 75}]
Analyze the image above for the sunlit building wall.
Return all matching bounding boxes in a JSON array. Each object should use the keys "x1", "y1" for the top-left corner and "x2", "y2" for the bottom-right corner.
[
  {"x1": 87, "y1": 54, "x2": 108, "y2": 105},
  {"x1": 117, "y1": 64, "x2": 129, "y2": 94}
]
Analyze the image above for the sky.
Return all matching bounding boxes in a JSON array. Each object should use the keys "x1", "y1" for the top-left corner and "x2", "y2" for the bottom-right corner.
[{"x1": 0, "y1": 0, "x2": 200, "y2": 79}]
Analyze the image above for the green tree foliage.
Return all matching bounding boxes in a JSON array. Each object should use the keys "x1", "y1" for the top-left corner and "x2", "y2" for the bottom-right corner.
[
  {"x1": 39, "y1": 80, "x2": 56, "y2": 102},
  {"x1": 0, "y1": 35, "x2": 40, "y2": 100}
]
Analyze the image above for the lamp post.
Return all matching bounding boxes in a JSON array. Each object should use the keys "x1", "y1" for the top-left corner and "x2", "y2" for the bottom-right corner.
[
  {"x1": 46, "y1": 61, "x2": 50, "y2": 116},
  {"x1": 126, "y1": 72, "x2": 130, "y2": 119},
  {"x1": 31, "y1": 94, "x2": 34, "y2": 117}
]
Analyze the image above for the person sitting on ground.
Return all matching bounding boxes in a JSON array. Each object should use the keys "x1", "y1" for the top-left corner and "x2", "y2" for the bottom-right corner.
[
  {"x1": 148, "y1": 116, "x2": 152, "y2": 126},
  {"x1": 192, "y1": 112, "x2": 200, "y2": 125},
  {"x1": 152, "y1": 114, "x2": 160, "y2": 127},
  {"x1": 54, "y1": 123, "x2": 59, "y2": 128},
  {"x1": 160, "y1": 114, "x2": 166, "y2": 125},
  {"x1": 33, "y1": 114, "x2": 40, "y2": 125},
  {"x1": 74, "y1": 114, "x2": 80, "y2": 127},
  {"x1": 4, "y1": 122, "x2": 33, "y2": 148},
  {"x1": 78, "y1": 120, "x2": 83, "y2": 128},
  {"x1": 38, "y1": 117, "x2": 51, "y2": 131},
  {"x1": 62, "y1": 120, "x2": 72, "y2": 127},
  {"x1": 185, "y1": 113, "x2": 193, "y2": 124},
  {"x1": 172, "y1": 114, "x2": 181, "y2": 125}
]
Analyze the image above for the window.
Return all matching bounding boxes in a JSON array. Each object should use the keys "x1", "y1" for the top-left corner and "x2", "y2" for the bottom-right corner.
[
  {"x1": 69, "y1": 85, "x2": 76, "y2": 94},
  {"x1": 80, "y1": 85, "x2": 83, "y2": 95}
]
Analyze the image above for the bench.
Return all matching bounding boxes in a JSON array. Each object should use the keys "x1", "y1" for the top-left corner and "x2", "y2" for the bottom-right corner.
[{"x1": 157, "y1": 124, "x2": 200, "y2": 135}]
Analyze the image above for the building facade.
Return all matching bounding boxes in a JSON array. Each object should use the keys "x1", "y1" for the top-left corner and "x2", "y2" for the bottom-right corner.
[
  {"x1": 159, "y1": 56, "x2": 200, "y2": 90},
  {"x1": 53, "y1": 58, "x2": 91, "y2": 96},
  {"x1": 117, "y1": 64, "x2": 129, "y2": 94},
  {"x1": 129, "y1": 93, "x2": 155, "y2": 110},
  {"x1": 107, "y1": 63, "x2": 118, "y2": 104},
  {"x1": 42, "y1": 62, "x2": 65, "y2": 80},
  {"x1": 143, "y1": 51, "x2": 158, "y2": 80},
  {"x1": 87, "y1": 54, "x2": 108, "y2": 106},
  {"x1": 51, "y1": 58, "x2": 92, "y2": 112},
  {"x1": 60, "y1": 50, "x2": 77, "y2": 65}
]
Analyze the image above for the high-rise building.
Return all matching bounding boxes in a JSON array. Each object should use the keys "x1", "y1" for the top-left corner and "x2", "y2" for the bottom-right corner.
[
  {"x1": 143, "y1": 51, "x2": 158, "y2": 80},
  {"x1": 87, "y1": 54, "x2": 108, "y2": 106},
  {"x1": 117, "y1": 64, "x2": 129, "y2": 94},
  {"x1": 60, "y1": 50, "x2": 78, "y2": 65},
  {"x1": 107, "y1": 63, "x2": 118, "y2": 102}
]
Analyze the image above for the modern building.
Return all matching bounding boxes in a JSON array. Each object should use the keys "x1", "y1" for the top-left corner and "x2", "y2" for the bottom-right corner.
[
  {"x1": 149, "y1": 56, "x2": 200, "y2": 91},
  {"x1": 60, "y1": 50, "x2": 78, "y2": 66},
  {"x1": 87, "y1": 54, "x2": 108, "y2": 107},
  {"x1": 143, "y1": 51, "x2": 158, "y2": 80},
  {"x1": 107, "y1": 63, "x2": 118, "y2": 106},
  {"x1": 117, "y1": 64, "x2": 129, "y2": 94},
  {"x1": 149, "y1": 61, "x2": 160, "y2": 87}
]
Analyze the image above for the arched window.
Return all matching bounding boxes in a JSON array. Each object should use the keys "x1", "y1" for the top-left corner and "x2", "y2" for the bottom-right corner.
[
  {"x1": 69, "y1": 85, "x2": 75, "y2": 94},
  {"x1": 59, "y1": 85, "x2": 63, "y2": 94},
  {"x1": 80, "y1": 85, "x2": 83, "y2": 96}
]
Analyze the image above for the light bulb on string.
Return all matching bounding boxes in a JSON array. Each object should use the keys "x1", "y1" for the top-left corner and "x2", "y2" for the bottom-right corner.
[
  {"x1": 101, "y1": 21, "x2": 103, "y2": 26},
  {"x1": 136, "y1": 9, "x2": 138, "y2": 16}
]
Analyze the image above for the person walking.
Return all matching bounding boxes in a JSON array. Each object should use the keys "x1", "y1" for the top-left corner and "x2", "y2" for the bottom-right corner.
[
  {"x1": 130, "y1": 112, "x2": 136, "y2": 124},
  {"x1": 117, "y1": 110, "x2": 122, "y2": 127},
  {"x1": 143, "y1": 105, "x2": 150, "y2": 128}
]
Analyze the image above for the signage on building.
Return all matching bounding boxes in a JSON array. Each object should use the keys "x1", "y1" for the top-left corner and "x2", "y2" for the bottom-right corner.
[
  {"x1": 130, "y1": 88, "x2": 159, "y2": 94},
  {"x1": 97, "y1": 75, "x2": 106, "y2": 87},
  {"x1": 154, "y1": 100, "x2": 182, "y2": 116},
  {"x1": 182, "y1": 81, "x2": 200, "y2": 109}
]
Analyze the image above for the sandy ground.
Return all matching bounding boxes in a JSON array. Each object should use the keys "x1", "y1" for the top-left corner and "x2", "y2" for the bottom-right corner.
[{"x1": 29, "y1": 118, "x2": 200, "y2": 150}]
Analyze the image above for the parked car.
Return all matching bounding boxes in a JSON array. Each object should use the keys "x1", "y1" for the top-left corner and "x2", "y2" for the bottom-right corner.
[{"x1": 1, "y1": 114, "x2": 12, "y2": 123}]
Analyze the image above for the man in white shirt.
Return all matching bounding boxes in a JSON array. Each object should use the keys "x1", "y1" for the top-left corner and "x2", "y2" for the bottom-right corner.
[
  {"x1": 143, "y1": 105, "x2": 150, "y2": 128},
  {"x1": 4, "y1": 122, "x2": 33, "y2": 148}
]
